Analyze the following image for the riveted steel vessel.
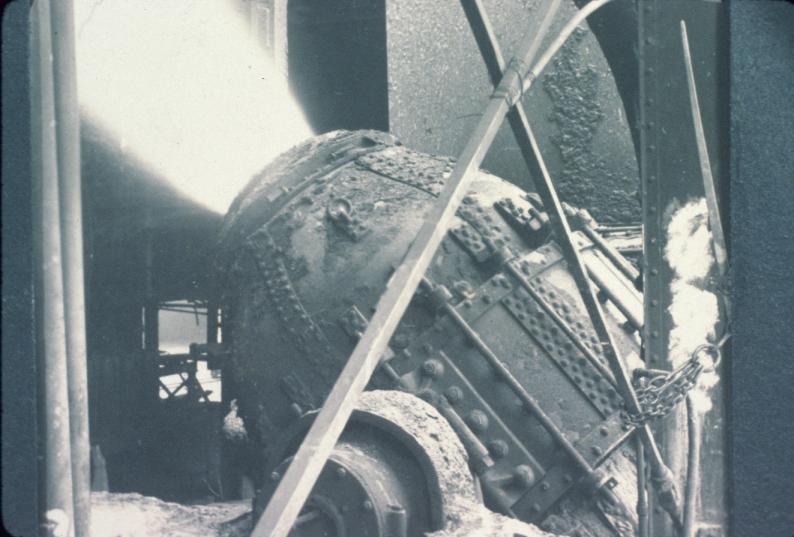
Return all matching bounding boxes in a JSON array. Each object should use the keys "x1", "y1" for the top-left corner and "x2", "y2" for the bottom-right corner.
[{"x1": 217, "y1": 130, "x2": 643, "y2": 536}]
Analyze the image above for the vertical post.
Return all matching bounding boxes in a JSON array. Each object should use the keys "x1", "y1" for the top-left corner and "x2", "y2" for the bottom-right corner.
[
  {"x1": 32, "y1": 0, "x2": 75, "y2": 534},
  {"x1": 638, "y1": 2, "x2": 729, "y2": 535},
  {"x1": 51, "y1": 0, "x2": 91, "y2": 534},
  {"x1": 143, "y1": 233, "x2": 160, "y2": 404},
  {"x1": 636, "y1": 435, "x2": 649, "y2": 537},
  {"x1": 683, "y1": 395, "x2": 702, "y2": 537}
]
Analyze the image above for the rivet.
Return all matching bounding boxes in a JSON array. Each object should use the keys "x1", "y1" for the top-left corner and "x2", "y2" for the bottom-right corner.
[
  {"x1": 591, "y1": 446, "x2": 603, "y2": 457},
  {"x1": 540, "y1": 482, "x2": 550, "y2": 492},
  {"x1": 270, "y1": 471, "x2": 280, "y2": 482},
  {"x1": 467, "y1": 410, "x2": 489, "y2": 432},
  {"x1": 513, "y1": 465, "x2": 536, "y2": 488},
  {"x1": 363, "y1": 500, "x2": 374, "y2": 511},
  {"x1": 445, "y1": 386, "x2": 463, "y2": 404},
  {"x1": 489, "y1": 440, "x2": 509, "y2": 459},
  {"x1": 422, "y1": 359, "x2": 444, "y2": 378},
  {"x1": 336, "y1": 467, "x2": 347, "y2": 478},
  {"x1": 599, "y1": 426, "x2": 610, "y2": 436}
]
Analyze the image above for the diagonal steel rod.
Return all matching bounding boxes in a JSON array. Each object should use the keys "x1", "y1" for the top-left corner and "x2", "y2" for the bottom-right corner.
[
  {"x1": 461, "y1": 0, "x2": 682, "y2": 528},
  {"x1": 250, "y1": 4, "x2": 561, "y2": 536},
  {"x1": 681, "y1": 21, "x2": 729, "y2": 310}
]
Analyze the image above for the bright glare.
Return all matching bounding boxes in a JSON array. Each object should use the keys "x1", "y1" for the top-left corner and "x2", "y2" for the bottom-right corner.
[{"x1": 75, "y1": 0, "x2": 313, "y2": 214}]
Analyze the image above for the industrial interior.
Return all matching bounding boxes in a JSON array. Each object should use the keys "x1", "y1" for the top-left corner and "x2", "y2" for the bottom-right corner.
[{"x1": 5, "y1": 0, "x2": 736, "y2": 536}]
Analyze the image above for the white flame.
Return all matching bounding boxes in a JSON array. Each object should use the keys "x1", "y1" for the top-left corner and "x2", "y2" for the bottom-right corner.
[
  {"x1": 665, "y1": 199, "x2": 720, "y2": 413},
  {"x1": 75, "y1": 0, "x2": 313, "y2": 214}
]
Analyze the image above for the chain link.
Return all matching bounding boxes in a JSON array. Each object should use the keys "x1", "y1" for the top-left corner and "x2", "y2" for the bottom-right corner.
[{"x1": 621, "y1": 344, "x2": 721, "y2": 427}]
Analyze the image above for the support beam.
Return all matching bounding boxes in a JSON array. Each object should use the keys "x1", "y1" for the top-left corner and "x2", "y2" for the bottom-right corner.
[
  {"x1": 51, "y1": 0, "x2": 91, "y2": 534},
  {"x1": 32, "y1": 0, "x2": 75, "y2": 534}
]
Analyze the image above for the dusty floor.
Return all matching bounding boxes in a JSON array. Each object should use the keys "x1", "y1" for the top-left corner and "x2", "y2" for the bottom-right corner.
[
  {"x1": 91, "y1": 492, "x2": 251, "y2": 537},
  {"x1": 89, "y1": 492, "x2": 557, "y2": 537}
]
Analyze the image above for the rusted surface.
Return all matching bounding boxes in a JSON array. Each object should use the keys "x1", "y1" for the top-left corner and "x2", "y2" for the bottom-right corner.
[
  {"x1": 386, "y1": 0, "x2": 639, "y2": 222},
  {"x1": 218, "y1": 131, "x2": 643, "y2": 535}
]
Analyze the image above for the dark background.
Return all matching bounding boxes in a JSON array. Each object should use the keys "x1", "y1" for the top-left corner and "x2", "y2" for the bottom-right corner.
[{"x1": 3, "y1": 1, "x2": 794, "y2": 536}]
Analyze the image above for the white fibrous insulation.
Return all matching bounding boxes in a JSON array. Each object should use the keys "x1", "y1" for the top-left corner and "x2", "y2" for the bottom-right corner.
[
  {"x1": 664, "y1": 199, "x2": 720, "y2": 413},
  {"x1": 222, "y1": 399, "x2": 247, "y2": 441}
]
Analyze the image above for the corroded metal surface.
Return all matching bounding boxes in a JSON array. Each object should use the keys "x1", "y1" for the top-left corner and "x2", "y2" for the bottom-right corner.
[
  {"x1": 217, "y1": 130, "x2": 642, "y2": 535},
  {"x1": 255, "y1": 390, "x2": 479, "y2": 537},
  {"x1": 385, "y1": 0, "x2": 639, "y2": 223}
]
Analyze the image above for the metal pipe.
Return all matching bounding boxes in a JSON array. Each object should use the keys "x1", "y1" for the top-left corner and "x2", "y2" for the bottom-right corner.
[
  {"x1": 680, "y1": 21, "x2": 728, "y2": 281},
  {"x1": 579, "y1": 223, "x2": 640, "y2": 283},
  {"x1": 50, "y1": 0, "x2": 91, "y2": 534},
  {"x1": 636, "y1": 434, "x2": 649, "y2": 537},
  {"x1": 31, "y1": 0, "x2": 75, "y2": 534},
  {"x1": 683, "y1": 395, "x2": 701, "y2": 537},
  {"x1": 585, "y1": 262, "x2": 643, "y2": 331}
]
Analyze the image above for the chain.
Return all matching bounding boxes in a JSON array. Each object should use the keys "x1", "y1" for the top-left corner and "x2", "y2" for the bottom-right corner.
[{"x1": 622, "y1": 344, "x2": 721, "y2": 427}]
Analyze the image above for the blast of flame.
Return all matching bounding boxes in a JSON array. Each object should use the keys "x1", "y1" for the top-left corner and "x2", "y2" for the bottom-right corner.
[
  {"x1": 664, "y1": 199, "x2": 720, "y2": 414},
  {"x1": 75, "y1": 0, "x2": 313, "y2": 214}
]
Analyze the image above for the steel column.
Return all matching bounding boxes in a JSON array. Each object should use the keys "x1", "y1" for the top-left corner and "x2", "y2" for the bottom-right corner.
[
  {"x1": 32, "y1": 0, "x2": 75, "y2": 534},
  {"x1": 51, "y1": 0, "x2": 91, "y2": 534},
  {"x1": 638, "y1": 2, "x2": 729, "y2": 535}
]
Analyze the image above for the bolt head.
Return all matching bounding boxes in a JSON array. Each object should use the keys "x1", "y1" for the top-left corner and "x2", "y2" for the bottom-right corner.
[
  {"x1": 488, "y1": 440, "x2": 509, "y2": 459},
  {"x1": 422, "y1": 359, "x2": 444, "y2": 378},
  {"x1": 445, "y1": 386, "x2": 463, "y2": 404},
  {"x1": 513, "y1": 464, "x2": 536, "y2": 488},
  {"x1": 467, "y1": 410, "x2": 489, "y2": 432}
]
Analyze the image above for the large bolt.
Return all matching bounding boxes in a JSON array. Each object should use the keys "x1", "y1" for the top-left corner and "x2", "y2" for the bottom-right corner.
[
  {"x1": 467, "y1": 410, "x2": 489, "y2": 432},
  {"x1": 445, "y1": 386, "x2": 463, "y2": 404},
  {"x1": 513, "y1": 465, "x2": 536, "y2": 488},
  {"x1": 488, "y1": 440, "x2": 509, "y2": 459},
  {"x1": 422, "y1": 359, "x2": 444, "y2": 378}
]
